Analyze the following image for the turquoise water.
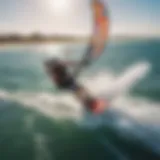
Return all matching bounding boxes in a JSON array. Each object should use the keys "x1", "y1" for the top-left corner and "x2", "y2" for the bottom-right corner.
[{"x1": 0, "y1": 39, "x2": 160, "y2": 160}]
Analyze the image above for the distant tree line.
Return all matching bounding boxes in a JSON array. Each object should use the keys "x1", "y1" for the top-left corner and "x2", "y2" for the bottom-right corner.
[{"x1": 0, "y1": 33, "x2": 88, "y2": 43}]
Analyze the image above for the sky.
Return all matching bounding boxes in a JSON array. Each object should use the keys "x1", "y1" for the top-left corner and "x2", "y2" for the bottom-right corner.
[{"x1": 0, "y1": 0, "x2": 159, "y2": 37}]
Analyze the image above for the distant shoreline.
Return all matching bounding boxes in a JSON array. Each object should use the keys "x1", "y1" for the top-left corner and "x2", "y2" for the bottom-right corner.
[
  {"x1": 0, "y1": 34, "x2": 90, "y2": 47},
  {"x1": 0, "y1": 36, "x2": 158, "y2": 48},
  {"x1": 0, "y1": 39, "x2": 89, "y2": 49},
  {"x1": 0, "y1": 39, "x2": 86, "y2": 44}
]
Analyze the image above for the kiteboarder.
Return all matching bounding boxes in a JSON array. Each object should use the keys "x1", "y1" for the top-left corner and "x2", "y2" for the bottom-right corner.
[{"x1": 44, "y1": 58, "x2": 104, "y2": 113}]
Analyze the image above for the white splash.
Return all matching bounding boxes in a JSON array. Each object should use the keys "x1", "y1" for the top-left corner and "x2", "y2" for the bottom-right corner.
[{"x1": 0, "y1": 61, "x2": 159, "y2": 123}]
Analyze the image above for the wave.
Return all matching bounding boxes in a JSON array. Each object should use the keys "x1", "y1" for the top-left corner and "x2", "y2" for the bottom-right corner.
[{"x1": 0, "y1": 61, "x2": 159, "y2": 124}]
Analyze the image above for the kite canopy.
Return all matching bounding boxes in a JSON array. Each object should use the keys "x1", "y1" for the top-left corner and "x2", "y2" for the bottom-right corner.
[
  {"x1": 74, "y1": 0, "x2": 109, "y2": 76},
  {"x1": 91, "y1": 0, "x2": 109, "y2": 58}
]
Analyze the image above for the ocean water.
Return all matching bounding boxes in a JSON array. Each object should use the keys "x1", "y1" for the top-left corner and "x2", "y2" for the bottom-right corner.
[{"x1": 0, "y1": 39, "x2": 160, "y2": 160}]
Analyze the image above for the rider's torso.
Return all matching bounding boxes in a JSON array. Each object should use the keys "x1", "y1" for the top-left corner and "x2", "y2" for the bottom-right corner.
[{"x1": 50, "y1": 63, "x2": 72, "y2": 87}]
